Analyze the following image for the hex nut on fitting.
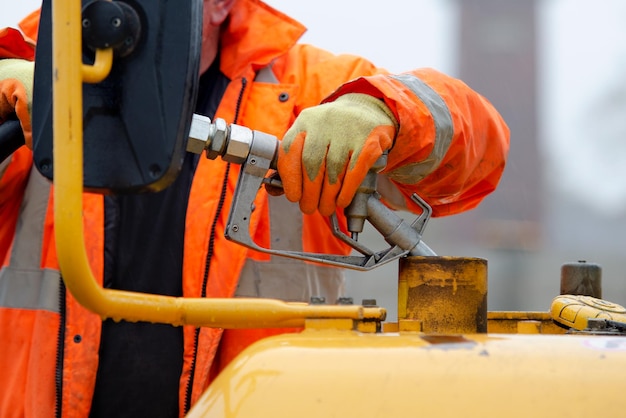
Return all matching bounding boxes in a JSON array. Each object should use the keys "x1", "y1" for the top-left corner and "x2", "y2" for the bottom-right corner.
[
  {"x1": 206, "y1": 118, "x2": 228, "y2": 160},
  {"x1": 187, "y1": 114, "x2": 212, "y2": 155},
  {"x1": 223, "y1": 123, "x2": 253, "y2": 164}
]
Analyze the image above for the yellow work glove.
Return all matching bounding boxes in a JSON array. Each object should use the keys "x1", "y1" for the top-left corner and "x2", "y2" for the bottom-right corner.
[
  {"x1": 277, "y1": 93, "x2": 397, "y2": 216},
  {"x1": 0, "y1": 58, "x2": 34, "y2": 148}
]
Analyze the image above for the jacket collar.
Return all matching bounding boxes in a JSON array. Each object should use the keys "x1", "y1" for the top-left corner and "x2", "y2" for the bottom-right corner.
[{"x1": 219, "y1": 0, "x2": 306, "y2": 78}]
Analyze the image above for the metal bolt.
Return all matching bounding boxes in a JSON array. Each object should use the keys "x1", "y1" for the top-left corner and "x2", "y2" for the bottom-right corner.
[
  {"x1": 310, "y1": 296, "x2": 326, "y2": 305},
  {"x1": 39, "y1": 159, "x2": 52, "y2": 173}
]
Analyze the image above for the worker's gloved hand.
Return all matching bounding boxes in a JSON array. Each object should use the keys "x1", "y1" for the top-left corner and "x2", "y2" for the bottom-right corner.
[
  {"x1": 0, "y1": 59, "x2": 34, "y2": 147},
  {"x1": 277, "y1": 93, "x2": 397, "y2": 216}
]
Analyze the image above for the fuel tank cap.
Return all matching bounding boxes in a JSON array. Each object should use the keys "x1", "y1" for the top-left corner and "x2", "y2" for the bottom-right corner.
[{"x1": 551, "y1": 294, "x2": 626, "y2": 331}]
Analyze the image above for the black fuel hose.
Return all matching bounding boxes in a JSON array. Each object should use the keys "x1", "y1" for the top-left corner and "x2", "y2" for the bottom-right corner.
[{"x1": 0, "y1": 116, "x2": 25, "y2": 162}]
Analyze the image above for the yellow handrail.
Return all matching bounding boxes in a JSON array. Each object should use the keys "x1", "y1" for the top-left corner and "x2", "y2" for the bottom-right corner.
[{"x1": 51, "y1": 0, "x2": 385, "y2": 328}]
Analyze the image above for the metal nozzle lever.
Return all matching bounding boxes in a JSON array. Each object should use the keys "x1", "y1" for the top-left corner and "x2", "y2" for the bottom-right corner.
[{"x1": 262, "y1": 175, "x2": 283, "y2": 189}]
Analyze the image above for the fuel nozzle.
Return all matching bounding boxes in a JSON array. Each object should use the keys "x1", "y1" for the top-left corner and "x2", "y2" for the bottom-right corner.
[
  {"x1": 344, "y1": 153, "x2": 388, "y2": 241},
  {"x1": 188, "y1": 115, "x2": 435, "y2": 270}
]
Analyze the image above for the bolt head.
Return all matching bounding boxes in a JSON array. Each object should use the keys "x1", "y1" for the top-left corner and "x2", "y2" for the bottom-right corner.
[{"x1": 187, "y1": 114, "x2": 212, "y2": 155}]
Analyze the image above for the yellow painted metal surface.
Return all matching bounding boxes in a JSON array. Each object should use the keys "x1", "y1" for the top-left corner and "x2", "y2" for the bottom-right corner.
[
  {"x1": 189, "y1": 328, "x2": 626, "y2": 417},
  {"x1": 487, "y1": 311, "x2": 566, "y2": 334},
  {"x1": 551, "y1": 295, "x2": 626, "y2": 330},
  {"x1": 82, "y1": 48, "x2": 113, "y2": 83}
]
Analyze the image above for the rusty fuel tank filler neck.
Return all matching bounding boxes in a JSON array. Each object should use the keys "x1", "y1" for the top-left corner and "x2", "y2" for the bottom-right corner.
[{"x1": 398, "y1": 256, "x2": 488, "y2": 334}]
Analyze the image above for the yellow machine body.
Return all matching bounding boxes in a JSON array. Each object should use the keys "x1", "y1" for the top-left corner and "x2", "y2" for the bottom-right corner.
[
  {"x1": 189, "y1": 327, "x2": 626, "y2": 417},
  {"x1": 186, "y1": 259, "x2": 626, "y2": 417}
]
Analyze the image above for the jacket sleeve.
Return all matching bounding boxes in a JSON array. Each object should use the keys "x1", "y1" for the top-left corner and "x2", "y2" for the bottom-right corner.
[
  {"x1": 0, "y1": 28, "x2": 36, "y2": 258},
  {"x1": 324, "y1": 68, "x2": 510, "y2": 217},
  {"x1": 0, "y1": 27, "x2": 35, "y2": 61},
  {"x1": 277, "y1": 45, "x2": 509, "y2": 217}
]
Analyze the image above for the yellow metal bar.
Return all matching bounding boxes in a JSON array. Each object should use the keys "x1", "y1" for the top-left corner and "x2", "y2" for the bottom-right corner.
[
  {"x1": 51, "y1": 0, "x2": 384, "y2": 328},
  {"x1": 487, "y1": 311, "x2": 566, "y2": 334}
]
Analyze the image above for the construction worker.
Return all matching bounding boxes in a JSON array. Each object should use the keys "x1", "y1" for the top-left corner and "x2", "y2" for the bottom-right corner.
[{"x1": 0, "y1": 0, "x2": 510, "y2": 416}]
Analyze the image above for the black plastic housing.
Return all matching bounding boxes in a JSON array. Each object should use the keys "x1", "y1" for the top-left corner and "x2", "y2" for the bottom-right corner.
[{"x1": 32, "y1": 0, "x2": 202, "y2": 193}]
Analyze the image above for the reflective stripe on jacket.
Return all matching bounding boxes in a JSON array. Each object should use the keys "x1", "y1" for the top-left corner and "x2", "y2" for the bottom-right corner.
[{"x1": 0, "y1": 0, "x2": 509, "y2": 416}]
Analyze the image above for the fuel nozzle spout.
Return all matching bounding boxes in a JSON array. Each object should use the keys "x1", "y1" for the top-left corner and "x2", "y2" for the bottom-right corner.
[{"x1": 344, "y1": 153, "x2": 388, "y2": 240}]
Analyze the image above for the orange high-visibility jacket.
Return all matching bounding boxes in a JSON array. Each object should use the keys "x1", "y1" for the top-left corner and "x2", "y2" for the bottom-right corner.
[{"x1": 0, "y1": 0, "x2": 509, "y2": 416}]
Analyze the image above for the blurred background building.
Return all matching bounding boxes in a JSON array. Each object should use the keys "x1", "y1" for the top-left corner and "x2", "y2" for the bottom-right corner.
[{"x1": 3, "y1": 0, "x2": 626, "y2": 318}]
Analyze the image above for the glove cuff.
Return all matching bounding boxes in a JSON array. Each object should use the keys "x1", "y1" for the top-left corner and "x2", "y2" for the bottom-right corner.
[
  {"x1": 334, "y1": 93, "x2": 399, "y2": 130},
  {"x1": 0, "y1": 59, "x2": 34, "y2": 94}
]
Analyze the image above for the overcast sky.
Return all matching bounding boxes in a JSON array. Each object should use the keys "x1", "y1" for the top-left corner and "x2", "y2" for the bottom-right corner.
[{"x1": 2, "y1": 2, "x2": 38, "y2": 29}]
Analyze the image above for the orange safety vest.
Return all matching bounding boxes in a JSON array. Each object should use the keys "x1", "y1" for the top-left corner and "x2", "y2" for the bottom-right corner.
[{"x1": 0, "y1": 0, "x2": 510, "y2": 416}]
